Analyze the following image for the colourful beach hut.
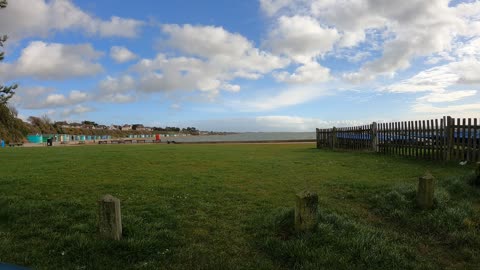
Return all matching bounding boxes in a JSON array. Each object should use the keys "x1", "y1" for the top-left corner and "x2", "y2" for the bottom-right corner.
[{"x1": 27, "y1": 135, "x2": 43, "y2": 144}]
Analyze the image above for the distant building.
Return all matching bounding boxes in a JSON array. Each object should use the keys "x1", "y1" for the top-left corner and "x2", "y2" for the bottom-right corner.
[
  {"x1": 54, "y1": 121, "x2": 70, "y2": 129},
  {"x1": 70, "y1": 123, "x2": 83, "y2": 129},
  {"x1": 132, "y1": 124, "x2": 145, "y2": 131},
  {"x1": 121, "y1": 125, "x2": 132, "y2": 131}
]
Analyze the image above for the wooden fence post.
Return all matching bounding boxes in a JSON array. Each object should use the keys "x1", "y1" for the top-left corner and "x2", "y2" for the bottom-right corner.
[
  {"x1": 295, "y1": 190, "x2": 318, "y2": 233},
  {"x1": 98, "y1": 194, "x2": 122, "y2": 240},
  {"x1": 371, "y1": 122, "x2": 378, "y2": 152},
  {"x1": 316, "y1": 128, "x2": 320, "y2": 149},
  {"x1": 331, "y1": 127, "x2": 337, "y2": 150},
  {"x1": 445, "y1": 116, "x2": 453, "y2": 161}
]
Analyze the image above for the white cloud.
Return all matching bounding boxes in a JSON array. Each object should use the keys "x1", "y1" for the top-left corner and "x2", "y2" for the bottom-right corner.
[
  {"x1": 97, "y1": 75, "x2": 136, "y2": 103},
  {"x1": 0, "y1": 0, "x2": 144, "y2": 40},
  {"x1": 61, "y1": 105, "x2": 94, "y2": 117},
  {"x1": 259, "y1": 0, "x2": 480, "y2": 82},
  {"x1": 162, "y1": 24, "x2": 252, "y2": 58},
  {"x1": 162, "y1": 24, "x2": 289, "y2": 73},
  {"x1": 129, "y1": 24, "x2": 289, "y2": 96},
  {"x1": 386, "y1": 54, "x2": 480, "y2": 94},
  {"x1": 231, "y1": 86, "x2": 329, "y2": 112},
  {"x1": 412, "y1": 102, "x2": 480, "y2": 115},
  {"x1": 110, "y1": 46, "x2": 137, "y2": 63},
  {"x1": 101, "y1": 93, "x2": 136, "y2": 103},
  {"x1": 99, "y1": 75, "x2": 135, "y2": 93},
  {"x1": 274, "y1": 61, "x2": 330, "y2": 83},
  {"x1": 13, "y1": 87, "x2": 90, "y2": 110},
  {"x1": 259, "y1": 0, "x2": 293, "y2": 17},
  {"x1": 417, "y1": 90, "x2": 477, "y2": 103},
  {"x1": 97, "y1": 17, "x2": 143, "y2": 38},
  {"x1": 221, "y1": 83, "x2": 241, "y2": 92},
  {"x1": 454, "y1": 60, "x2": 480, "y2": 84},
  {"x1": 0, "y1": 41, "x2": 103, "y2": 80},
  {"x1": 385, "y1": 65, "x2": 457, "y2": 93},
  {"x1": 34, "y1": 90, "x2": 89, "y2": 109},
  {"x1": 10, "y1": 86, "x2": 54, "y2": 109},
  {"x1": 265, "y1": 15, "x2": 339, "y2": 63},
  {"x1": 341, "y1": 0, "x2": 469, "y2": 81}
]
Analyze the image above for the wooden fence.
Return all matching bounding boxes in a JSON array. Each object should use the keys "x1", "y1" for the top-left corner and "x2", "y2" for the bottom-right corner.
[{"x1": 316, "y1": 116, "x2": 480, "y2": 162}]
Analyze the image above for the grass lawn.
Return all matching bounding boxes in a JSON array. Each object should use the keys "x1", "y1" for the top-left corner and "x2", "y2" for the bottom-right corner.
[{"x1": 0, "y1": 143, "x2": 479, "y2": 269}]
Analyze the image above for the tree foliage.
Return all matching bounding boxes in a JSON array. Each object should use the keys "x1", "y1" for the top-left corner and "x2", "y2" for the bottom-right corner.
[
  {"x1": 0, "y1": 103, "x2": 28, "y2": 143},
  {"x1": 0, "y1": 0, "x2": 17, "y2": 105}
]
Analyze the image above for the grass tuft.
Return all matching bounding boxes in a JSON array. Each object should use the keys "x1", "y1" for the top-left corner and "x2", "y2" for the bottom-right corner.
[
  {"x1": 370, "y1": 174, "x2": 480, "y2": 251},
  {"x1": 257, "y1": 208, "x2": 419, "y2": 270}
]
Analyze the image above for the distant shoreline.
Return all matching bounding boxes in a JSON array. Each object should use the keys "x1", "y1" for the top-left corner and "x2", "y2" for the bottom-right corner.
[
  {"x1": 173, "y1": 139, "x2": 316, "y2": 144},
  {"x1": 16, "y1": 139, "x2": 316, "y2": 148}
]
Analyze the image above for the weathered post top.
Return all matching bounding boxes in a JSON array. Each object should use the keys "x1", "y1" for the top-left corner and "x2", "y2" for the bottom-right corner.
[
  {"x1": 98, "y1": 194, "x2": 122, "y2": 240},
  {"x1": 420, "y1": 172, "x2": 435, "y2": 181},
  {"x1": 100, "y1": 194, "x2": 117, "y2": 202},
  {"x1": 296, "y1": 190, "x2": 318, "y2": 200},
  {"x1": 295, "y1": 190, "x2": 319, "y2": 233}
]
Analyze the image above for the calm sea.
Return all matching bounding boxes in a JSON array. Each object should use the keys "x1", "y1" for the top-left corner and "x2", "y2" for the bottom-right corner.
[{"x1": 165, "y1": 132, "x2": 316, "y2": 142}]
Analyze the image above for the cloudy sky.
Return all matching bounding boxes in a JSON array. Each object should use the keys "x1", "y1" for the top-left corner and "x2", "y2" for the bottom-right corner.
[{"x1": 1, "y1": 0, "x2": 480, "y2": 131}]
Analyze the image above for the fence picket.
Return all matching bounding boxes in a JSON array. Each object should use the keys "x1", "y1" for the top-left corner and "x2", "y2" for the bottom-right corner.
[
  {"x1": 463, "y1": 118, "x2": 467, "y2": 161},
  {"x1": 408, "y1": 121, "x2": 412, "y2": 157},
  {"x1": 395, "y1": 122, "x2": 399, "y2": 156},
  {"x1": 398, "y1": 122, "x2": 402, "y2": 156},
  {"x1": 468, "y1": 118, "x2": 472, "y2": 162},
  {"x1": 474, "y1": 118, "x2": 478, "y2": 162},
  {"x1": 434, "y1": 119, "x2": 439, "y2": 161}
]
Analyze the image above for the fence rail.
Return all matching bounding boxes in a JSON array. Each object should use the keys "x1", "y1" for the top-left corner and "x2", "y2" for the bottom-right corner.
[{"x1": 316, "y1": 116, "x2": 480, "y2": 162}]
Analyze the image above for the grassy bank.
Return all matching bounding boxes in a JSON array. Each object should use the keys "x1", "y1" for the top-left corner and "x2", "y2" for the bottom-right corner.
[{"x1": 0, "y1": 144, "x2": 478, "y2": 269}]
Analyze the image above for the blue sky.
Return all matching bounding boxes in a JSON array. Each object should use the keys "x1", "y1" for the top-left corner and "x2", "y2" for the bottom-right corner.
[{"x1": 1, "y1": 0, "x2": 480, "y2": 131}]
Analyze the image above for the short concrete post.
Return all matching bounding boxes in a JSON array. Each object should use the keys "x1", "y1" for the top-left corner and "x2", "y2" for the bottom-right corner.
[
  {"x1": 98, "y1": 194, "x2": 122, "y2": 240},
  {"x1": 417, "y1": 173, "x2": 435, "y2": 209},
  {"x1": 295, "y1": 190, "x2": 318, "y2": 233}
]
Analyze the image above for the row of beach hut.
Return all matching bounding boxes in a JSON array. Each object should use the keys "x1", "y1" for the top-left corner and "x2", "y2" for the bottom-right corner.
[{"x1": 26, "y1": 133, "x2": 186, "y2": 144}]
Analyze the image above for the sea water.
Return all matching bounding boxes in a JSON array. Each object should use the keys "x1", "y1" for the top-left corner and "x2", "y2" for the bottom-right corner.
[{"x1": 167, "y1": 132, "x2": 316, "y2": 142}]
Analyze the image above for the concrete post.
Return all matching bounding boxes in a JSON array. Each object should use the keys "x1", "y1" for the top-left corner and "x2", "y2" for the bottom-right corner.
[
  {"x1": 98, "y1": 194, "x2": 122, "y2": 240},
  {"x1": 295, "y1": 190, "x2": 318, "y2": 233},
  {"x1": 417, "y1": 173, "x2": 435, "y2": 209}
]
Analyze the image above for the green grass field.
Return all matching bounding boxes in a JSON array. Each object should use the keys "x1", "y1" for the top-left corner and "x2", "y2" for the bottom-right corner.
[{"x1": 0, "y1": 143, "x2": 479, "y2": 269}]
